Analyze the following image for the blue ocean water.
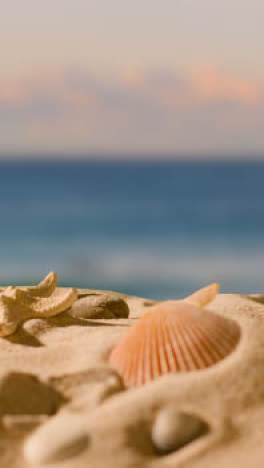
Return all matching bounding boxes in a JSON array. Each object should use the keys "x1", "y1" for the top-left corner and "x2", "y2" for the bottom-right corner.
[{"x1": 0, "y1": 159, "x2": 264, "y2": 299}]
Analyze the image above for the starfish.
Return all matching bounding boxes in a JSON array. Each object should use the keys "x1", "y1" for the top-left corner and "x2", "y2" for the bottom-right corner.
[{"x1": 0, "y1": 272, "x2": 78, "y2": 337}]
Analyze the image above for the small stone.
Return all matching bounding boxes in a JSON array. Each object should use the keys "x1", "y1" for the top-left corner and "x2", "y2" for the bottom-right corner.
[
  {"x1": 68, "y1": 294, "x2": 129, "y2": 319},
  {"x1": 152, "y1": 407, "x2": 208, "y2": 454},
  {"x1": 24, "y1": 414, "x2": 88, "y2": 465},
  {"x1": 23, "y1": 318, "x2": 50, "y2": 336},
  {"x1": 0, "y1": 372, "x2": 64, "y2": 417}
]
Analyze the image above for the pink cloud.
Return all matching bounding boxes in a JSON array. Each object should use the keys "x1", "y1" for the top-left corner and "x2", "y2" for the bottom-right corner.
[
  {"x1": 0, "y1": 65, "x2": 263, "y2": 154},
  {"x1": 190, "y1": 64, "x2": 261, "y2": 103},
  {"x1": 0, "y1": 82, "x2": 27, "y2": 106}
]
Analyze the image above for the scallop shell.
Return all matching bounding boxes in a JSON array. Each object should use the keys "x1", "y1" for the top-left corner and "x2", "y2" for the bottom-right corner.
[{"x1": 109, "y1": 300, "x2": 240, "y2": 387}]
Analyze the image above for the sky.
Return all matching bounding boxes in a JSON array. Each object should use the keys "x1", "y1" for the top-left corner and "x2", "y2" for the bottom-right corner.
[{"x1": 1, "y1": 0, "x2": 264, "y2": 158}]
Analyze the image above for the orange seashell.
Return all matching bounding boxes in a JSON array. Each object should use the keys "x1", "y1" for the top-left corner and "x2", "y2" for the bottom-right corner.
[{"x1": 109, "y1": 300, "x2": 240, "y2": 387}]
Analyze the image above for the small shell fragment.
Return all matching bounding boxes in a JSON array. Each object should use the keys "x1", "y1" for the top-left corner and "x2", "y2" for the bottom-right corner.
[
  {"x1": 3, "y1": 414, "x2": 48, "y2": 432},
  {"x1": 185, "y1": 283, "x2": 220, "y2": 307},
  {"x1": 152, "y1": 407, "x2": 208, "y2": 453}
]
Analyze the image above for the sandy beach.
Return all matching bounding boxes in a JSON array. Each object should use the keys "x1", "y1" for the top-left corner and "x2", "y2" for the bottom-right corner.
[
  {"x1": 0, "y1": 280, "x2": 263, "y2": 468},
  {"x1": 2, "y1": 1, "x2": 263, "y2": 466}
]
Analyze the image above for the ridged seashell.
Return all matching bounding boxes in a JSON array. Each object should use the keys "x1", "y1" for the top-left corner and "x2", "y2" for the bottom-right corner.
[
  {"x1": 152, "y1": 407, "x2": 208, "y2": 453},
  {"x1": 109, "y1": 300, "x2": 240, "y2": 387}
]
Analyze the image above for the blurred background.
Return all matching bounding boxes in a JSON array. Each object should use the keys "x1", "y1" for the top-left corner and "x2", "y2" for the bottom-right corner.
[{"x1": 1, "y1": 1, "x2": 264, "y2": 299}]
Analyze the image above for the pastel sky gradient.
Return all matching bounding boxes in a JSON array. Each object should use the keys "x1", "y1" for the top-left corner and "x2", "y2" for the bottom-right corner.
[{"x1": 1, "y1": 0, "x2": 264, "y2": 157}]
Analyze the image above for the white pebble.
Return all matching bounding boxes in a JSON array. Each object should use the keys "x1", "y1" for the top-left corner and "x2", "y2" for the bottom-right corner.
[
  {"x1": 24, "y1": 414, "x2": 88, "y2": 465},
  {"x1": 152, "y1": 407, "x2": 208, "y2": 453}
]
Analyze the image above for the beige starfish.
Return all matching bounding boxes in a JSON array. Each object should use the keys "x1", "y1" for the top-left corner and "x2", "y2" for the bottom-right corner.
[
  {"x1": 22, "y1": 271, "x2": 58, "y2": 297},
  {"x1": 0, "y1": 272, "x2": 78, "y2": 337}
]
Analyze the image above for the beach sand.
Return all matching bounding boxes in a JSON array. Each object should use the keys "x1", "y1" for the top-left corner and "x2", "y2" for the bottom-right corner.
[{"x1": 0, "y1": 288, "x2": 263, "y2": 467}]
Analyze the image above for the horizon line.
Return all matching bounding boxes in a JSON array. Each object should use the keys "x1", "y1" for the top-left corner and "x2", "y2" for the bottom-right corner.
[{"x1": 0, "y1": 151, "x2": 264, "y2": 163}]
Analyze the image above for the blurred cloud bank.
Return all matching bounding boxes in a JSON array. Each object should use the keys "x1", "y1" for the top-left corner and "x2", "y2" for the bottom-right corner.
[
  {"x1": 1, "y1": 65, "x2": 263, "y2": 156},
  {"x1": 1, "y1": 0, "x2": 264, "y2": 157}
]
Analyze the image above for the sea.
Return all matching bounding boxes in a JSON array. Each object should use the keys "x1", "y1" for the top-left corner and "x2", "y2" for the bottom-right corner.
[{"x1": 0, "y1": 159, "x2": 264, "y2": 300}]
